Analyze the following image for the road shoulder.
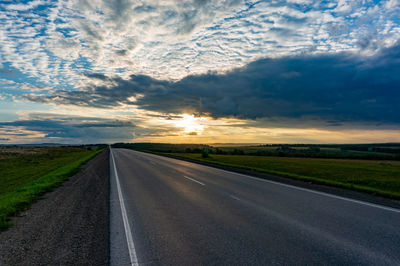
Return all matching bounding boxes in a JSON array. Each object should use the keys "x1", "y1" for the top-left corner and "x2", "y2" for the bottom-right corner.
[{"x1": 0, "y1": 149, "x2": 109, "y2": 265}]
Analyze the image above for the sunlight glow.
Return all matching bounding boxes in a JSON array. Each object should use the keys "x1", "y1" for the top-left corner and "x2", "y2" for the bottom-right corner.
[{"x1": 170, "y1": 114, "x2": 205, "y2": 134}]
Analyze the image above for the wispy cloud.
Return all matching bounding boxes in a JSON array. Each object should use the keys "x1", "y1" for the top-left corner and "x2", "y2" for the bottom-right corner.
[{"x1": 1, "y1": 0, "x2": 399, "y2": 86}]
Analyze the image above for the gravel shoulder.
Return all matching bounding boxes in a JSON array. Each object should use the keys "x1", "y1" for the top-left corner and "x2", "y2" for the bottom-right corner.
[{"x1": 0, "y1": 149, "x2": 109, "y2": 265}]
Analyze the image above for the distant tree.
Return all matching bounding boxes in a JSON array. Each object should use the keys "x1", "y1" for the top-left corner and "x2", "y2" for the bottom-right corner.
[{"x1": 232, "y1": 149, "x2": 244, "y2": 155}]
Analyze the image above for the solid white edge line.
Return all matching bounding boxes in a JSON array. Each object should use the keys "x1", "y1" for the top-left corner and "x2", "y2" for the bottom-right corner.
[
  {"x1": 184, "y1": 175, "x2": 205, "y2": 186},
  {"x1": 216, "y1": 168, "x2": 400, "y2": 214},
  {"x1": 110, "y1": 147, "x2": 139, "y2": 266}
]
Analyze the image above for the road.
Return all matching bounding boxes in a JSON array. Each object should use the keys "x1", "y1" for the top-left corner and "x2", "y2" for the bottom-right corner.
[{"x1": 109, "y1": 148, "x2": 400, "y2": 265}]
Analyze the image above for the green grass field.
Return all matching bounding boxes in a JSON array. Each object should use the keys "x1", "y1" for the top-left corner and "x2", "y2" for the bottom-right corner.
[
  {"x1": 0, "y1": 147, "x2": 102, "y2": 230},
  {"x1": 167, "y1": 153, "x2": 400, "y2": 199}
]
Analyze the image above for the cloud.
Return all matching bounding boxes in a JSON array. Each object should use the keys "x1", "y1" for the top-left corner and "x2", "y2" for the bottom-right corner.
[
  {"x1": 23, "y1": 40, "x2": 400, "y2": 127},
  {"x1": 1, "y1": 0, "x2": 399, "y2": 144},
  {"x1": 0, "y1": 113, "x2": 137, "y2": 143},
  {"x1": 1, "y1": 0, "x2": 399, "y2": 88},
  {"x1": 0, "y1": 78, "x2": 52, "y2": 92}
]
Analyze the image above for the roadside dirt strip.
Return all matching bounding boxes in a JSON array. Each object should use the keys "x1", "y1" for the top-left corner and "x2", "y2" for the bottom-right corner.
[{"x1": 0, "y1": 149, "x2": 109, "y2": 265}]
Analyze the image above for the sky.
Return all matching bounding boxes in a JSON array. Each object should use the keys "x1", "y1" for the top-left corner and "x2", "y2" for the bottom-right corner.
[{"x1": 0, "y1": 0, "x2": 399, "y2": 144}]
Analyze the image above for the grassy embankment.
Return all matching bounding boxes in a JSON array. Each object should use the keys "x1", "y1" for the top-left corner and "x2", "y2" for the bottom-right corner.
[
  {"x1": 0, "y1": 147, "x2": 102, "y2": 230},
  {"x1": 166, "y1": 153, "x2": 400, "y2": 199}
]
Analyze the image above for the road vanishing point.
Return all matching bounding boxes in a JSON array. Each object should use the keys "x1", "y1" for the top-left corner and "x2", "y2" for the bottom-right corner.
[{"x1": 109, "y1": 148, "x2": 400, "y2": 265}]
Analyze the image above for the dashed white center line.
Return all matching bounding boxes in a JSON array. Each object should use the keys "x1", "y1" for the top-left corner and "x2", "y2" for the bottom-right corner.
[
  {"x1": 184, "y1": 175, "x2": 205, "y2": 186},
  {"x1": 230, "y1": 195, "x2": 241, "y2": 201}
]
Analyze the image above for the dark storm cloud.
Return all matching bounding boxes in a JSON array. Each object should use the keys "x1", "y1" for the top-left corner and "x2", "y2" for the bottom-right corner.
[
  {"x1": 23, "y1": 41, "x2": 400, "y2": 126},
  {"x1": 83, "y1": 73, "x2": 110, "y2": 81},
  {"x1": 0, "y1": 115, "x2": 136, "y2": 143}
]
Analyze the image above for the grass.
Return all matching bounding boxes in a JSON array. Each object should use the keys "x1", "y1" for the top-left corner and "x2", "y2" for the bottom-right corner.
[
  {"x1": 165, "y1": 153, "x2": 400, "y2": 199},
  {"x1": 215, "y1": 145, "x2": 399, "y2": 159},
  {"x1": 0, "y1": 147, "x2": 102, "y2": 231}
]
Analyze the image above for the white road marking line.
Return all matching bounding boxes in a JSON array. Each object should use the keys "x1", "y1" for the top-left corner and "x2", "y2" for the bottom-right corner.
[
  {"x1": 110, "y1": 148, "x2": 139, "y2": 266},
  {"x1": 215, "y1": 168, "x2": 400, "y2": 214},
  {"x1": 184, "y1": 175, "x2": 205, "y2": 186},
  {"x1": 230, "y1": 195, "x2": 241, "y2": 201}
]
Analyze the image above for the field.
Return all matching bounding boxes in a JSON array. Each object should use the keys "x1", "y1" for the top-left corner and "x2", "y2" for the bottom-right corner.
[
  {"x1": 212, "y1": 145, "x2": 400, "y2": 160},
  {"x1": 165, "y1": 153, "x2": 400, "y2": 199},
  {"x1": 0, "y1": 146, "x2": 102, "y2": 230},
  {"x1": 114, "y1": 142, "x2": 400, "y2": 160}
]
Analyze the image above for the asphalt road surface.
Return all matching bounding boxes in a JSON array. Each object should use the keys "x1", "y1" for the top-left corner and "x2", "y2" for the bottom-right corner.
[{"x1": 110, "y1": 148, "x2": 400, "y2": 265}]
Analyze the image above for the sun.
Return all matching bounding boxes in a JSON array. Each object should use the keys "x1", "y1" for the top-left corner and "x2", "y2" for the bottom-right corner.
[{"x1": 174, "y1": 114, "x2": 205, "y2": 134}]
